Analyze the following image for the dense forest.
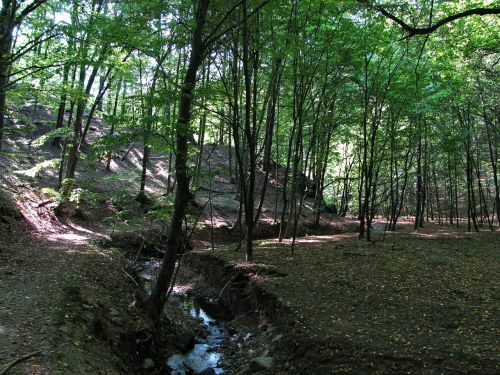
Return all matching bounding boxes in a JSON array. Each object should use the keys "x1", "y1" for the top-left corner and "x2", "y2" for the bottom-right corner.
[{"x1": 0, "y1": 0, "x2": 499, "y2": 374}]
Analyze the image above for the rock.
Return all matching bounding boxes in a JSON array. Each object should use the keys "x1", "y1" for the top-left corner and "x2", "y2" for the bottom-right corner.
[
  {"x1": 143, "y1": 358, "x2": 155, "y2": 369},
  {"x1": 199, "y1": 369, "x2": 216, "y2": 375},
  {"x1": 197, "y1": 297, "x2": 234, "y2": 321},
  {"x1": 250, "y1": 356, "x2": 273, "y2": 371},
  {"x1": 176, "y1": 330, "x2": 196, "y2": 352}
]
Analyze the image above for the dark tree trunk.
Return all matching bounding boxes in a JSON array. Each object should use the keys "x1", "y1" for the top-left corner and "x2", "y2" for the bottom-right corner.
[
  {"x1": 241, "y1": 0, "x2": 256, "y2": 261},
  {"x1": 414, "y1": 133, "x2": 422, "y2": 230},
  {"x1": 106, "y1": 80, "x2": 123, "y2": 171},
  {"x1": 146, "y1": 0, "x2": 209, "y2": 321},
  {"x1": 0, "y1": 7, "x2": 15, "y2": 151},
  {"x1": 53, "y1": 63, "x2": 71, "y2": 146},
  {"x1": 0, "y1": 0, "x2": 49, "y2": 150}
]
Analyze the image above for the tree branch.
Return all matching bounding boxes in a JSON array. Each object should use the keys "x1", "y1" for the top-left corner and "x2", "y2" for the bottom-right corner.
[
  {"x1": 204, "y1": 0, "x2": 271, "y2": 47},
  {"x1": 382, "y1": 7, "x2": 499, "y2": 36},
  {"x1": 15, "y1": 0, "x2": 49, "y2": 25},
  {"x1": 360, "y1": 1, "x2": 500, "y2": 37},
  {"x1": 8, "y1": 26, "x2": 58, "y2": 63}
]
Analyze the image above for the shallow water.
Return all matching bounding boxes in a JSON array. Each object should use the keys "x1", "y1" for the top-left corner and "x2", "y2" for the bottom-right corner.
[
  {"x1": 166, "y1": 296, "x2": 228, "y2": 374},
  {"x1": 138, "y1": 259, "x2": 229, "y2": 374}
]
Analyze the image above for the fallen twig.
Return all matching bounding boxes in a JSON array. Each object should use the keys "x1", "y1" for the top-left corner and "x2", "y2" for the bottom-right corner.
[
  {"x1": 121, "y1": 267, "x2": 143, "y2": 291},
  {"x1": 0, "y1": 351, "x2": 41, "y2": 375},
  {"x1": 37, "y1": 199, "x2": 53, "y2": 207}
]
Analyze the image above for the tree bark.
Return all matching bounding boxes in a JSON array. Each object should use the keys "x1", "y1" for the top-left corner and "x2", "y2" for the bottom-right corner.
[
  {"x1": 146, "y1": 0, "x2": 209, "y2": 321},
  {"x1": 0, "y1": 3, "x2": 15, "y2": 151}
]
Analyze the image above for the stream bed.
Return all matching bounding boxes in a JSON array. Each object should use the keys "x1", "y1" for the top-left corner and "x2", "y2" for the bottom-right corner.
[
  {"x1": 166, "y1": 296, "x2": 229, "y2": 374},
  {"x1": 138, "y1": 258, "x2": 231, "y2": 375}
]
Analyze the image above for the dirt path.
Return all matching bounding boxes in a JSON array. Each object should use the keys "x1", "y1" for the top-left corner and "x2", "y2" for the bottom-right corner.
[
  {"x1": 1, "y1": 230, "x2": 85, "y2": 374},
  {"x1": 0, "y1": 176, "x2": 140, "y2": 374}
]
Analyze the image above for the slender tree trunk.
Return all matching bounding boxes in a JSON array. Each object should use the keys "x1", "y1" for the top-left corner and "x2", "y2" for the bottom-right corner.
[
  {"x1": 0, "y1": 11, "x2": 14, "y2": 151},
  {"x1": 419, "y1": 135, "x2": 428, "y2": 227},
  {"x1": 481, "y1": 101, "x2": 499, "y2": 226},
  {"x1": 146, "y1": 0, "x2": 209, "y2": 321},
  {"x1": 414, "y1": 132, "x2": 422, "y2": 230},
  {"x1": 106, "y1": 80, "x2": 123, "y2": 171},
  {"x1": 432, "y1": 164, "x2": 442, "y2": 225},
  {"x1": 242, "y1": 0, "x2": 255, "y2": 261},
  {"x1": 255, "y1": 58, "x2": 282, "y2": 223},
  {"x1": 454, "y1": 157, "x2": 460, "y2": 227},
  {"x1": 53, "y1": 63, "x2": 71, "y2": 146},
  {"x1": 61, "y1": 63, "x2": 87, "y2": 196},
  {"x1": 58, "y1": 65, "x2": 78, "y2": 188},
  {"x1": 195, "y1": 66, "x2": 209, "y2": 184}
]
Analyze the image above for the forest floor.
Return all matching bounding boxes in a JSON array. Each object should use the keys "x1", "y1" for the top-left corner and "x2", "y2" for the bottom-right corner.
[
  {"x1": 186, "y1": 224, "x2": 500, "y2": 374},
  {"x1": 0, "y1": 109, "x2": 202, "y2": 374},
  {"x1": 0, "y1": 174, "x2": 211, "y2": 375},
  {"x1": 0, "y1": 176, "x2": 137, "y2": 374}
]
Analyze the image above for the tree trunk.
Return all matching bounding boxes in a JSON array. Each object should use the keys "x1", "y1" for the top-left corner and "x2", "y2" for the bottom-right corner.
[
  {"x1": 0, "y1": 8, "x2": 15, "y2": 151},
  {"x1": 241, "y1": 0, "x2": 255, "y2": 261},
  {"x1": 53, "y1": 63, "x2": 71, "y2": 146},
  {"x1": 146, "y1": 0, "x2": 209, "y2": 321}
]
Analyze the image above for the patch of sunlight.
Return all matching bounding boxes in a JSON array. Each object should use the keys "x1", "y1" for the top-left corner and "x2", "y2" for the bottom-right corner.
[
  {"x1": 65, "y1": 221, "x2": 102, "y2": 236},
  {"x1": 172, "y1": 284, "x2": 194, "y2": 294},
  {"x1": 47, "y1": 232, "x2": 89, "y2": 244},
  {"x1": 259, "y1": 240, "x2": 278, "y2": 247},
  {"x1": 154, "y1": 168, "x2": 168, "y2": 178},
  {"x1": 60, "y1": 245, "x2": 115, "y2": 259},
  {"x1": 413, "y1": 231, "x2": 461, "y2": 239},
  {"x1": 233, "y1": 261, "x2": 255, "y2": 269},
  {"x1": 289, "y1": 237, "x2": 322, "y2": 244},
  {"x1": 13, "y1": 159, "x2": 58, "y2": 178},
  {"x1": 201, "y1": 217, "x2": 230, "y2": 227}
]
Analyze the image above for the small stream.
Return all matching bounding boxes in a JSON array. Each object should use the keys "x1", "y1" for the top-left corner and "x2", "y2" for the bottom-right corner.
[
  {"x1": 138, "y1": 258, "x2": 231, "y2": 375},
  {"x1": 166, "y1": 296, "x2": 229, "y2": 374}
]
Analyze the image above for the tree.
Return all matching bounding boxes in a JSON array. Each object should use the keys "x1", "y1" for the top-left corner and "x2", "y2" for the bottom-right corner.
[
  {"x1": 0, "y1": 0, "x2": 50, "y2": 150},
  {"x1": 146, "y1": 0, "x2": 210, "y2": 321}
]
